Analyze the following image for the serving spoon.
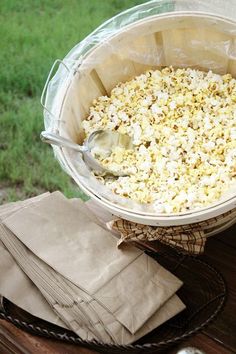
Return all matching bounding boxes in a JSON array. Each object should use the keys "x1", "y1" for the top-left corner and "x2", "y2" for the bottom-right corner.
[{"x1": 40, "y1": 130, "x2": 133, "y2": 177}]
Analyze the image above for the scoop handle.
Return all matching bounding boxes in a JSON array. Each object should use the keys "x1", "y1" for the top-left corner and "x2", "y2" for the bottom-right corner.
[{"x1": 40, "y1": 131, "x2": 88, "y2": 153}]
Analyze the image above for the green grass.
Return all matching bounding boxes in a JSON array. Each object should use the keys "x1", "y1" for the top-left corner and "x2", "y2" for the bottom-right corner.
[{"x1": 0, "y1": 0, "x2": 145, "y2": 203}]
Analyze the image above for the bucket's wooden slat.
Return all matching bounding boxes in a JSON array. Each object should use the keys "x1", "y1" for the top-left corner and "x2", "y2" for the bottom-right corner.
[
  {"x1": 76, "y1": 71, "x2": 107, "y2": 113},
  {"x1": 75, "y1": 14, "x2": 236, "y2": 76},
  {"x1": 228, "y1": 60, "x2": 236, "y2": 77},
  {"x1": 95, "y1": 34, "x2": 164, "y2": 90},
  {"x1": 62, "y1": 71, "x2": 107, "y2": 143},
  {"x1": 155, "y1": 31, "x2": 165, "y2": 64},
  {"x1": 90, "y1": 69, "x2": 107, "y2": 95},
  {"x1": 162, "y1": 28, "x2": 185, "y2": 67},
  {"x1": 126, "y1": 13, "x2": 236, "y2": 39},
  {"x1": 228, "y1": 39, "x2": 236, "y2": 77},
  {"x1": 60, "y1": 99, "x2": 85, "y2": 144},
  {"x1": 130, "y1": 33, "x2": 164, "y2": 74},
  {"x1": 194, "y1": 29, "x2": 231, "y2": 74},
  {"x1": 59, "y1": 77, "x2": 86, "y2": 143},
  {"x1": 95, "y1": 54, "x2": 137, "y2": 93},
  {"x1": 162, "y1": 28, "x2": 230, "y2": 74}
]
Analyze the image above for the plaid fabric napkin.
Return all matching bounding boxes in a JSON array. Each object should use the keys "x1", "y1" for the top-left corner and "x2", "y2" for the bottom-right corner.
[
  {"x1": 106, "y1": 207, "x2": 236, "y2": 255},
  {"x1": 85, "y1": 197, "x2": 236, "y2": 255},
  {"x1": 0, "y1": 192, "x2": 185, "y2": 344}
]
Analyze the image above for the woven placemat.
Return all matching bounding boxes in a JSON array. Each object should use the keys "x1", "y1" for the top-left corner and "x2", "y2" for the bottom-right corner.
[{"x1": 0, "y1": 244, "x2": 226, "y2": 354}]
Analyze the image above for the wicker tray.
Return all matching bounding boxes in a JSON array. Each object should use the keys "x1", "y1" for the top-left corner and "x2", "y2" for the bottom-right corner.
[{"x1": 0, "y1": 244, "x2": 226, "y2": 354}]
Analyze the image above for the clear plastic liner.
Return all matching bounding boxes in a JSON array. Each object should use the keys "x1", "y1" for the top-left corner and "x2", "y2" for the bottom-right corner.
[{"x1": 42, "y1": 0, "x2": 236, "y2": 215}]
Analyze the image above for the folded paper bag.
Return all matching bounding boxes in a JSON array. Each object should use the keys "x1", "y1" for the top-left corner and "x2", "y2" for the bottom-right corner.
[
  {"x1": 3, "y1": 192, "x2": 183, "y2": 334},
  {"x1": 0, "y1": 197, "x2": 139, "y2": 343},
  {"x1": 0, "y1": 221, "x2": 185, "y2": 344},
  {"x1": 0, "y1": 220, "x2": 185, "y2": 344},
  {"x1": 0, "y1": 223, "x2": 104, "y2": 342},
  {"x1": 0, "y1": 192, "x2": 185, "y2": 344},
  {"x1": 0, "y1": 195, "x2": 66, "y2": 328},
  {"x1": 93, "y1": 253, "x2": 182, "y2": 334},
  {"x1": 0, "y1": 240, "x2": 66, "y2": 328}
]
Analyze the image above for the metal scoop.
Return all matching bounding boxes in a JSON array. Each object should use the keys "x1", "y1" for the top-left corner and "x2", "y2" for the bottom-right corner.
[{"x1": 40, "y1": 130, "x2": 133, "y2": 176}]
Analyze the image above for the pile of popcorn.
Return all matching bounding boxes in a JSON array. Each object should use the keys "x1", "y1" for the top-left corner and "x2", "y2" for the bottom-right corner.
[{"x1": 82, "y1": 67, "x2": 236, "y2": 213}]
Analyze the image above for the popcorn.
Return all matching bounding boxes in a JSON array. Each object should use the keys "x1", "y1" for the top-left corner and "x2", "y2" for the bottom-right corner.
[
  {"x1": 151, "y1": 104, "x2": 163, "y2": 115},
  {"x1": 169, "y1": 101, "x2": 177, "y2": 110},
  {"x1": 82, "y1": 67, "x2": 236, "y2": 213}
]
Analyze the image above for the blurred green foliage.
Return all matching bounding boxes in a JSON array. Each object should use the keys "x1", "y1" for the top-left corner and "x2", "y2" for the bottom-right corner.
[{"x1": 0, "y1": 0, "x2": 145, "y2": 202}]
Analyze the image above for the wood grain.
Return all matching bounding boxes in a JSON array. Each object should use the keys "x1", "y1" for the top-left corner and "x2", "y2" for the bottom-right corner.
[
  {"x1": 0, "y1": 322, "x2": 30, "y2": 354},
  {"x1": 1, "y1": 319, "x2": 232, "y2": 354},
  {"x1": 169, "y1": 333, "x2": 233, "y2": 354},
  {"x1": 215, "y1": 224, "x2": 236, "y2": 248},
  {"x1": 202, "y1": 235, "x2": 236, "y2": 353},
  {"x1": 0, "y1": 319, "x2": 98, "y2": 354}
]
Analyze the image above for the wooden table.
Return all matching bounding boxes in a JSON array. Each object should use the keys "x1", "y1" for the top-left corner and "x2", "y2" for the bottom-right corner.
[{"x1": 0, "y1": 227, "x2": 235, "y2": 354}]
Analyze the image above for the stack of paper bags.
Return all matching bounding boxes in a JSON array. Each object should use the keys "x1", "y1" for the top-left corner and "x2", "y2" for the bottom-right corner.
[{"x1": 0, "y1": 192, "x2": 185, "y2": 344}]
